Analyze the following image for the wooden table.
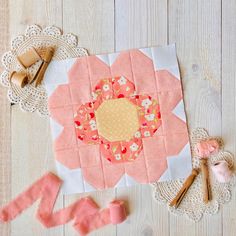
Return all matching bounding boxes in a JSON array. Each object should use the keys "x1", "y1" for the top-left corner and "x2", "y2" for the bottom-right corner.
[{"x1": 0, "y1": 0, "x2": 235, "y2": 235}]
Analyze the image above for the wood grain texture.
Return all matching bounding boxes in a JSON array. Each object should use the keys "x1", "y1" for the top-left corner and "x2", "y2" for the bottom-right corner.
[
  {"x1": 63, "y1": 0, "x2": 115, "y2": 55},
  {"x1": 222, "y1": 0, "x2": 236, "y2": 235},
  {"x1": 0, "y1": 0, "x2": 235, "y2": 236},
  {"x1": 0, "y1": 1, "x2": 11, "y2": 236},
  {"x1": 115, "y1": 0, "x2": 167, "y2": 51}
]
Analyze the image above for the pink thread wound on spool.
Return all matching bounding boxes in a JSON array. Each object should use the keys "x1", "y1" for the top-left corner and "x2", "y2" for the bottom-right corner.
[
  {"x1": 196, "y1": 139, "x2": 219, "y2": 158},
  {"x1": 109, "y1": 200, "x2": 126, "y2": 224},
  {"x1": 211, "y1": 160, "x2": 233, "y2": 183}
]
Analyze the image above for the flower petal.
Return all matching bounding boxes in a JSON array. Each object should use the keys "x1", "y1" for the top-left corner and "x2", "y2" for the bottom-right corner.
[
  {"x1": 158, "y1": 90, "x2": 182, "y2": 114},
  {"x1": 146, "y1": 158, "x2": 167, "y2": 182},
  {"x1": 48, "y1": 84, "x2": 71, "y2": 108},
  {"x1": 161, "y1": 113, "x2": 188, "y2": 135},
  {"x1": 111, "y1": 51, "x2": 134, "y2": 82},
  {"x1": 55, "y1": 148, "x2": 81, "y2": 169},
  {"x1": 87, "y1": 56, "x2": 112, "y2": 87},
  {"x1": 103, "y1": 163, "x2": 125, "y2": 188},
  {"x1": 82, "y1": 165, "x2": 105, "y2": 189},
  {"x1": 155, "y1": 70, "x2": 181, "y2": 92},
  {"x1": 79, "y1": 145, "x2": 101, "y2": 167},
  {"x1": 54, "y1": 126, "x2": 77, "y2": 151},
  {"x1": 130, "y1": 49, "x2": 157, "y2": 94},
  {"x1": 124, "y1": 153, "x2": 148, "y2": 183},
  {"x1": 142, "y1": 136, "x2": 166, "y2": 160},
  {"x1": 50, "y1": 106, "x2": 74, "y2": 126},
  {"x1": 165, "y1": 132, "x2": 189, "y2": 156}
]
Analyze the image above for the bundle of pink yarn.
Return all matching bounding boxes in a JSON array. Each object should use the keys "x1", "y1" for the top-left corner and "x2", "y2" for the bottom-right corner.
[{"x1": 196, "y1": 139, "x2": 219, "y2": 158}]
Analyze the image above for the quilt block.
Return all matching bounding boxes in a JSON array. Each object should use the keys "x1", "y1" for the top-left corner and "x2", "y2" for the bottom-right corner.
[{"x1": 44, "y1": 44, "x2": 192, "y2": 194}]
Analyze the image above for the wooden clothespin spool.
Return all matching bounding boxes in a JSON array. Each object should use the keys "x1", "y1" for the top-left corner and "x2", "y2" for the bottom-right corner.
[
  {"x1": 33, "y1": 47, "x2": 54, "y2": 87},
  {"x1": 169, "y1": 168, "x2": 199, "y2": 208}
]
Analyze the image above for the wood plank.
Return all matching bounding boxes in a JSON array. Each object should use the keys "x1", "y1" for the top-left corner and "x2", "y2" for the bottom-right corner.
[
  {"x1": 168, "y1": 0, "x2": 222, "y2": 235},
  {"x1": 0, "y1": 1, "x2": 11, "y2": 236},
  {"x1": 62, "y1": 1, "x2": 116, "y2": 235},
  {"x1": 222, "y1": 1, "x2": 236, "y2": 235},
  {"x1": 116, "y1": 0, "x2": 167, "y2": 50},
  {"x1": 9, "y1": 0, "x2": 64, "y2": 235},
  {"x1": 63, "y1": 0, "x2": 115, "y2": 55},
  {"x1": 115, "y1": 1, "x2": 169, "y2": 235}
]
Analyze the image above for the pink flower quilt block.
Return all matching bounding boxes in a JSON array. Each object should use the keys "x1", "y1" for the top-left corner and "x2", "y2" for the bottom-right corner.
[{"x1": 44, "y1": 44, "x2": 192, "y2": 194}]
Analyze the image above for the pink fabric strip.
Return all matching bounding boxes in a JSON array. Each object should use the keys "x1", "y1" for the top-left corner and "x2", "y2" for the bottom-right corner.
[{"x1": 0, "y1": 172, "x2": 126, "y2": 235}]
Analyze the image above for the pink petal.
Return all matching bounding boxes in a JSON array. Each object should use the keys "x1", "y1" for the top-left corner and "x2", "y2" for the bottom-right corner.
[
  {"x1": 155, "y1": 70, "x2": 182, "y2": 92},
  {"x1": 79, "y1": 145, "x2": 102, "y2": 167},
  {"x1": 70, "y1": 81, "x2": 92, "y2": 105},
  {"x1": 55, "y1": 148, "x2": 80, "y2": 169},
  {"x1": 48, "y1": 84, "x2": 71, "y2": 108},
  {"x1": 54, "y1": 126, "x2": 77, "y2": 151},
  {"x1": 111, "y1": 51, "x2": 134, "y2": 82},
  {"x1": 87, "y1": 56, "x2": 112, "y2": 87},
  {"x1": 125, "y1": 153, "x2": 148, "y2": 183},
  {"x1": 50, "y1": 106, "x2": 74, "y2": 126},
  {"x1": 142, "y1": 136, "x2": 166, "y2": 160},
  {"x1": 68, "y1": 57, "x2": 90, "y2": 83},
  {"x1": 161, "y1": 113, "x2": 188, "y2": 135},
  {"x1": 103, "y1": 164, "x2": 125, "y2": 188},
  {"x1": 130, "y1": 49, "x2": 157, "y2": 94},
  {"x1": 82, "y1": 166, "x2": 105, "y2": 189},
  {"x1": 158, "y1": 90, "x2": 182, "y2": 114},
  {"x1": 165, "y1": 132, "x2": 189, "y2": 156},
  {"x1": 146, "y1": 158, "x2": 167, "y2": 182}
]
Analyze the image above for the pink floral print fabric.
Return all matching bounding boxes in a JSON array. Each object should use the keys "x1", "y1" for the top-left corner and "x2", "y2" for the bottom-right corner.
[{"x1": 74, "y1": 77, "x2": 161, "y2": 163}]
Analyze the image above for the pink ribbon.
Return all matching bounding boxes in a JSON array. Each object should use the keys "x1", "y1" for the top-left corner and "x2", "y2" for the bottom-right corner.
[{"x1": 0, "y1": 172, "x2": 127, "y2": 235}]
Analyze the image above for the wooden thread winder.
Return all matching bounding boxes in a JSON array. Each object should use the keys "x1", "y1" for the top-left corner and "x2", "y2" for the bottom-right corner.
[
  {"x1": 10, "y1": 71, "x2": 28, "y2": 88},
  {"x1": 17, "y1": 47, "x2": 41, "y2": 68}
]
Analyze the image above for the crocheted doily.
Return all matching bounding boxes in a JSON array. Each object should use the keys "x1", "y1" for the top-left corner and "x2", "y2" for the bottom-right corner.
[
  {"x1": 152, "y1": 128, "x2": 236, "y2": 222},
  {"x1": 0, "y1": 24, "x2": 88, "y2": 116}
]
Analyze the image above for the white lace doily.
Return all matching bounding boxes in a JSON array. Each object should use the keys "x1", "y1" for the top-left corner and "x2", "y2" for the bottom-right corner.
[
  {"x1": 152, "y1": 128, "x2": 236, "y2": 222},
  {"x1": 0, "y1": 24, "x2": 88, "y2": 116}
]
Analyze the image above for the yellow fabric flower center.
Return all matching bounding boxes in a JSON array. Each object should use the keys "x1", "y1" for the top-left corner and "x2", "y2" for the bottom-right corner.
[{"x1": 95, "y1": 98, "x2": 139, "y2": 142}]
